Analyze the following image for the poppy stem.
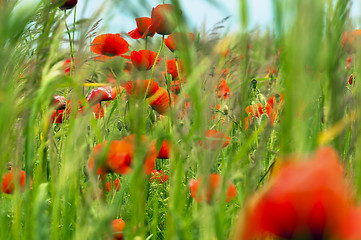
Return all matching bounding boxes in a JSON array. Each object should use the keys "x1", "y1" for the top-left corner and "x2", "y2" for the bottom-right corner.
[
  {"x1": 145, "y1": 37, "x2": 165, "y2": 100},
  {"x1": 175, "y1": 59, "x2": 183, "y2": 91},
  {"x1": 145, "y1": 36, "x2": 148, "y2": 50}
]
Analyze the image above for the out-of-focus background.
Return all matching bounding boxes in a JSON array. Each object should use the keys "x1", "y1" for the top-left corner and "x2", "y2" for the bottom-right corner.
[{"x1": 76, "y1": 0, "x2": 361, "y2": 33}]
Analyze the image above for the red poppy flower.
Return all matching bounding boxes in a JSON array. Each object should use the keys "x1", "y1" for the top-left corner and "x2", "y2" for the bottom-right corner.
[
  {"x1": 199, "y1": 130, "x2": 230, "y2": 149},
  {"x1": 92, "y1": 103, "x2": 104, "y2": 119},
  {"x1": 86, "y1": 87, "x2": 113, "y2": 104},
  {"x1": 234, "y1": 147, "x2": 361, "y2": 240},
  {"x1": 150, "y1": 170, "x2": 169, "y2": 184},
  {"x1": 189, "y1": 173, "x2": 237, "y2": 204},
  {"x1": 166, "y1": 59, "x2": 185, "y2": 80},
  {"x1": 348, "y1": 74, "x2": 355, "y2": 85},
  {"x1": 346, "y1": 56, "x2": 353, "y2": 69},
  {"x1": 123, "y1": 79, "x2": 159, "y2": 98},
  {"x1": 147, "y1": 87, "x2": 173, "y2": 115},
  {"x1": 63, "y1": 57, "x2": 76, "y2": 75},
  {"x1": 91, "y1": 33, "x2": 129, "y2": 60},
  {"x1": 151, "y1": 4, "x2": 179, "y2": 35},
  {"x1": 58, "y1": 0, "x2": 78, "y2": 10},
  {"x1": 216, "y1": 79, "x2": 232, "y2": 99},
  {"x1": 106, "y1": 179, "x2": 121, "y2": 192},
  {"x1": 170, "y1": 79, "x2": 184, "y2": 94},
  {"x1": 245, "y1": 103, "x2": 264, "y2": 119},
  {"x1": 342, "y1": 29, "x2": 361, "y2": 49},
  {"x1": 89, "y1": 135, "x2": 157, "y2": 175},
  {"x1": 164, "y1": 32, "x2": 195, "y2": 52},
  {"x1": 130, "y1": 50, "x2": 160, "y2": 71},
  {"x1": 1, "y1": 169, "x2": 26, "y2": 194},
  {"x1": 128, "y1": 17, "x2": 156, "y2": 39},
  {"x1": 157, "y1": 140, "x2": 171, "y2": 159},
  {"x1": 265, "y1": 94, "x2": 284, "y2": 125},
  {"x1": 112, "y1": 218, "x2": 125, "y2": 240},
  {"x1": 111, "y1": 86, "x2": 126, "y2": 100}
]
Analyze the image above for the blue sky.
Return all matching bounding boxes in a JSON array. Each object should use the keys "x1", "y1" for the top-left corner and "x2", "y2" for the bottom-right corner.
[{"x1": 76, "y1": 0, "x2": 361, "y2": 33}]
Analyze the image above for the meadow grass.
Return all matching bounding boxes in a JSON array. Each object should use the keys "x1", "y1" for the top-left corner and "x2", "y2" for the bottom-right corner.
[{"x1": 0, "y1": 0, "x2": 360, "y2": 239}]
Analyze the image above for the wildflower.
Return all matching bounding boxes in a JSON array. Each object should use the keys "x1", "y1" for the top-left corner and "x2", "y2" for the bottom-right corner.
[
  {"x1": 346, "y1": 56, "x2": 353, "y2": 69},
  {"x1": 166, "y1": 58, "x2": 185, "y2": 80},
  {"x1": 265, "y1": 94, "x2": 284, "y2": 125},
  {"x1": 170, "y1": 79, "x2": 184, "y2": 94},
  {"x1": 150, "y1": 170, "x2": 169, "y2": 184},
  {"x1": 151, "y1": 4, "x2": 180, "y2": 35},
  {"x1": 216, "y1": 79, "x2": 232, "y2": 99},
  {"x1": 92, "y1": 103, "x2": 104, "y2": 119},
  {"x1": 130, "y1": 50, "x2": 159, "y2": 71},
  {"x1": 106, "y1": 179, "x2": 121, "y2": 192},
  {"x1": 164, "y1": 32, "x2": 195, "y2": 52},
  {"x1": 112, "y1": 218, "x2": 125, "y2": 240},
  {"x1": 128, "y1": 17, "x2": 155, "y2": 39},
  {"x1": 342, "y1": 29, "x2": 361, "y2": 49},
  {"x1": 199, "y1": 130, "x2": 230, "y2": 149},
  {"x1": 123, "y1": 79, "x2": 159, "y2": 98},
  {"x1": 58, "y1": 0, "x2": 78, "y2": 10},
  {"x1": 63, "y1": 57, "x2": 76, "y2": 75},
  {"x1": 86, "y1": 87, "x2": 113, "y2": 104},
  {"x1": 111, "y1": 86, "x2": 126, "y2": 100},
  {"x1": 157, "y1": 140, "x2": 171, "y2": 159},
  {"x1": 233, "y1": 147, "x2": 361, "y2": 240},
  {"x1": 146, "y1": 87, "x2": 172, "y2": 115},
  {"x1": 88, "y1": 135, "x2": 157, "y2": 175},
  {"x1": 349, "y1": 74, "x2": 355, "y2": 85},
  {"x1": 91, "y1": 33, "x2": 129, "y2": 60},
  {"x1": 1, "y1": 169, "x2": 26, "y2": 194},
  {"x1": 189, "y1": 173, "x2": 237, "y2": 203}
]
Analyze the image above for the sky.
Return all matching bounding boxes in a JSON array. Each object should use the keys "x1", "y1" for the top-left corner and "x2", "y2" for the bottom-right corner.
[{"x1": 75, "y1": 0, "x2": 361, "y2": 34}]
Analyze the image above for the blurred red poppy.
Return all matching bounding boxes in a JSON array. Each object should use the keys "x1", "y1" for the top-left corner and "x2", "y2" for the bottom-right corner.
[
  {"x1": 157, "y1": 140, "x2": 171, "y2": 159},
  {"x1": 170, "y1": 79, "x2": 184, "y2": 94},
  {"x1": 199, "y1": 130, "x2": 230, "y2": 149},
  {"x1": 150, "y1": 170, "x2": 169, "y2": 184},
  {"x1": 234, "y1": 147, "x2": 361, "y2": 240},
  {"x1": 1, "y1": 169, "x2": 26, "y2": 194},
  {"x1": 151, "y1": 4, "x2": 180, "y2": 35},
  {"x1": 166, "y1": 59, "x2": 185, "y2": 80},
  {"x1": 92, "y1": 103, "x2": 104, "y2": 119},
  {"x1": 189, "y1": 173, "x2": 237, "y2": 204},
  {"x1": 58, "y1": 0, "x2": 78, "y2": 10},
  {"x1": 86, "y1": 87, "x2": 113, "y2": 104},
  {"x1": 348, "y1": 74, "x2": 355, "y2": 85},
  {"x1": 128, "y1": 17, "x2": 156, "y2": 39},
  {"x1": 112, "y1": 218, "x2": 125, "y2": 240},
  {"x1": 89, "y1": 135, "x2": 157, "y2": 175},
  {"x1": 147, "y1": 87, "x2": 173, "y2": 115},
  {"x1": 123, "y1": 79, "x2": 159, "y2": 98},
  {"x1": 342, "y1": 29, "x2": 361, "y2": 49},
  {"x1": 106, "y1": 179, "x2": 121, "y2": 192},
  {"x1": 63, "y1": 57, "x2": 76, "y2": 75},
  {"x1": 164, "y1": 32, "x2": 195, "y2": 52},
  {"x1": 216, "y1": 79, "x2": 232, "y2": 99},
  {"x1": 111, "y1": 86, "x2": 126, "y2": 100},
  {"x1": 130, "y1": 50, "x2": 160, "y2": 71},
  {"x1": 91, "y1": 33, "x2": 129, "y2": 60}
]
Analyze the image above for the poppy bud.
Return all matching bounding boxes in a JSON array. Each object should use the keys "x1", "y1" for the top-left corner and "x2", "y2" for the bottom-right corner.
[
  {"x1": 58, "y1": 0, "x2": 78, "y2": 10},
  {"x1": 151, "y1": 4, "x2": 180, "y2": 35},
  {"x1": 251, "y1": 79, "x2": 257, "y2": 89},
  {"x1": 112, "y1": 218, "x2": 125, "y2": 240}
]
